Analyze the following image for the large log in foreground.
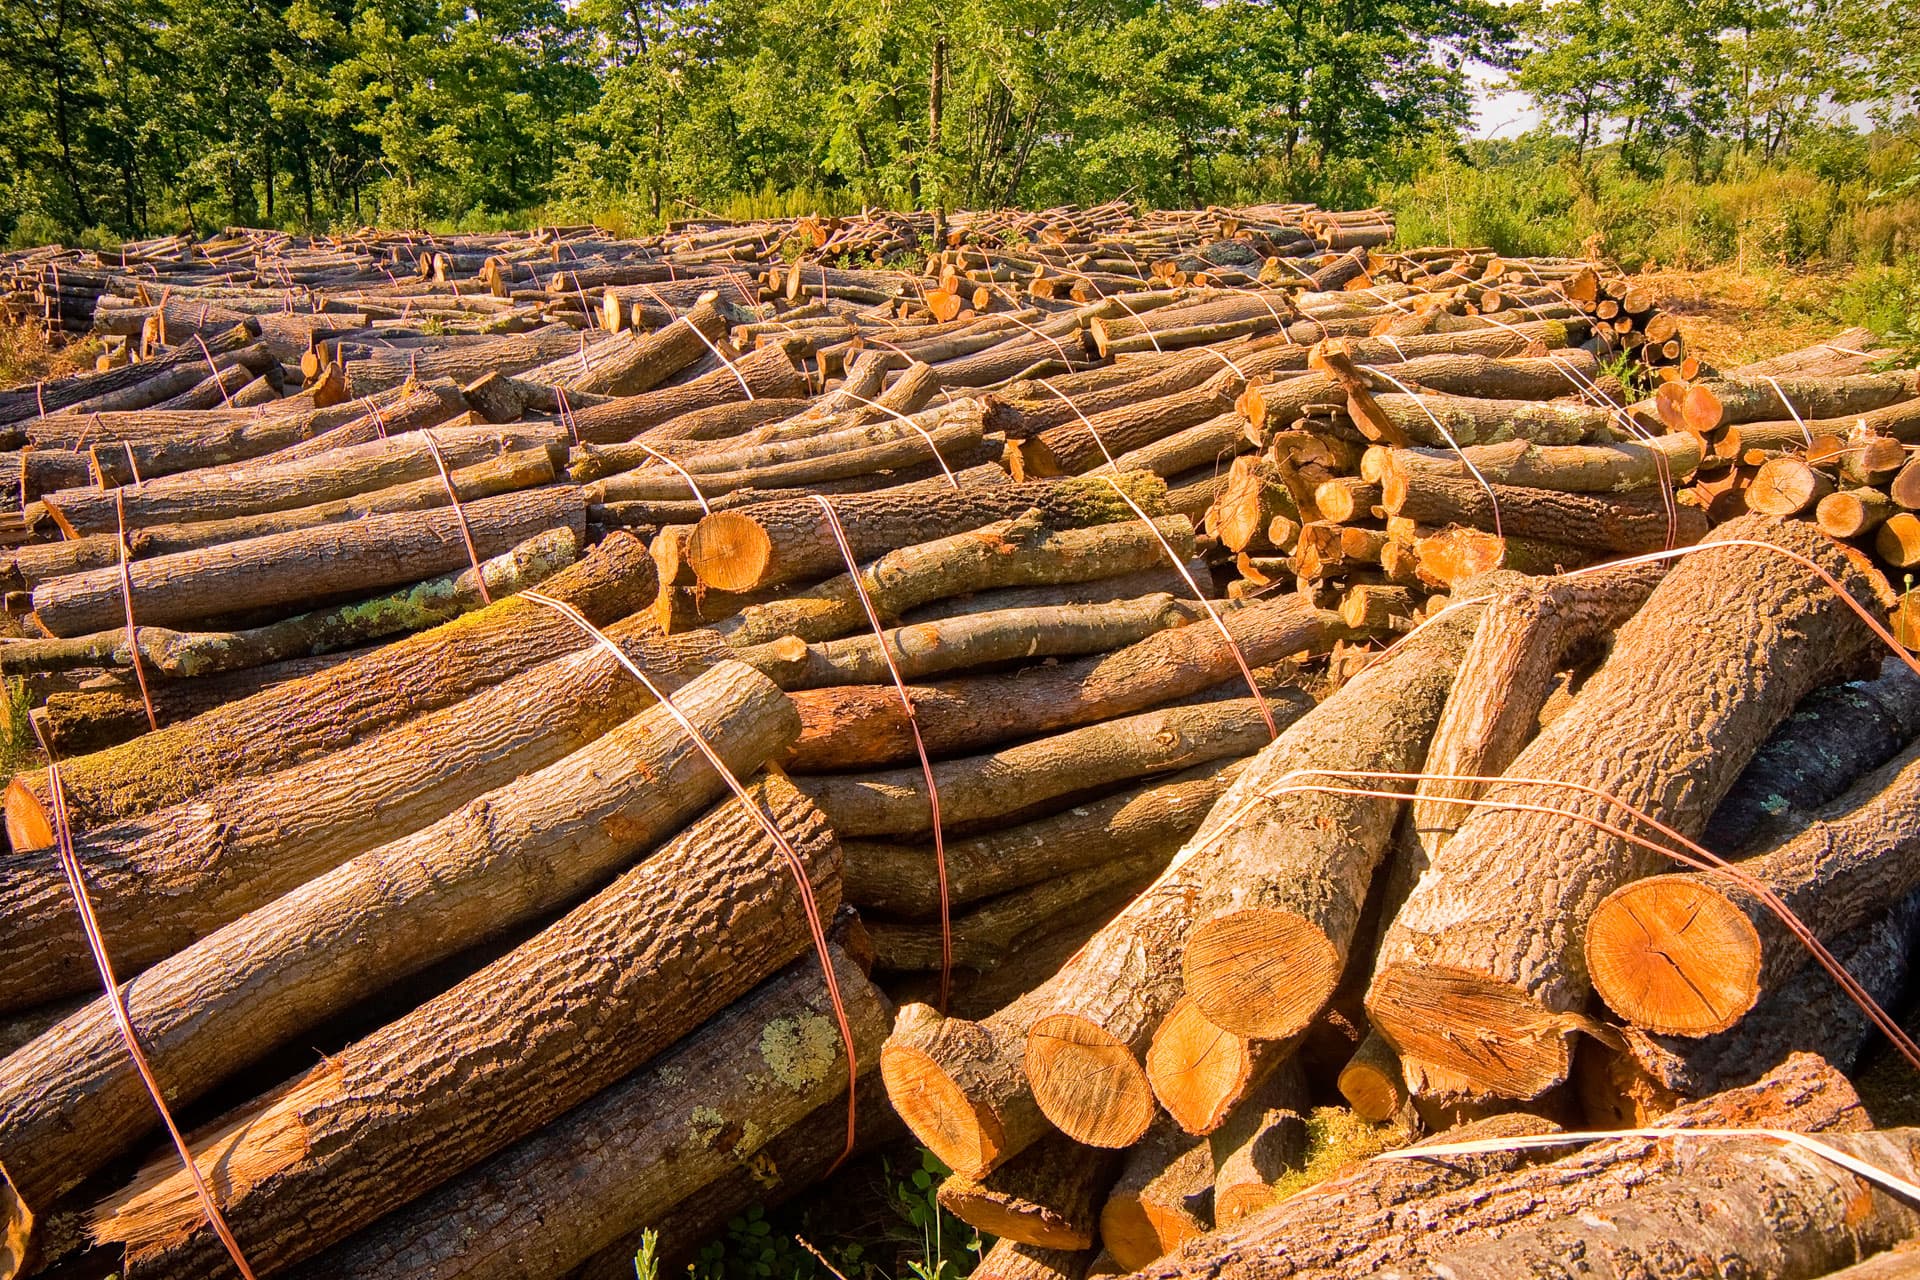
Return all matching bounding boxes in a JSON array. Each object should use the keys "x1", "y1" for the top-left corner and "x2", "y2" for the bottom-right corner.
[
  {"x1": 1367, "y1": 516, "x2": 1889, "y2": 1102},
  {"x1": 0, "y1": 623, "x2": 728, "y2": 1011},
  {"x1": 1129, "y1": 1052, "x2": 1866, "y2": 1280},
  {"x1": 1585, "y1": 736, "x2": 1920, "y2": 1036},
  {"x1": 92, "y1": 772, "x2": 842, "y2": 1278},
  {"x1": 1421, "y1": 1127, "x2": 1920, "y2": 1280},
  {"x1": 0, "y1": 661, "x2": 797, "y2": 1215},
  {"x1": 283, "y1": 946, "x2": 890, "y2": 1280},
  {"x1": 878, "y1": 590, "x2": 1474, "y2": 1176}
]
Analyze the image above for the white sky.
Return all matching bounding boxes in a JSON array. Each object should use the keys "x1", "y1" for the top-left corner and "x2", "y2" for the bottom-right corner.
[{"x1": 1467, "y1": 62, "x2": 1540, "y2": 139}]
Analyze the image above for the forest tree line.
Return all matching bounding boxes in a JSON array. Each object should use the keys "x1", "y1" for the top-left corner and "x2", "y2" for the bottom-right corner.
[{"x1": 0, "y1": 0, "x2": 1915, "y2": 243}]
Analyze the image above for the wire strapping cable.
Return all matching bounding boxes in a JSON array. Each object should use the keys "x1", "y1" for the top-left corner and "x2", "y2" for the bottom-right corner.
[{"x1": 517, "y1": 591, "x2": 864, "y2": 1168}]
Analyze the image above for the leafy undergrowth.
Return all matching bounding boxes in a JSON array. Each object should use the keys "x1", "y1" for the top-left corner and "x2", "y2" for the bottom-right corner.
[
  {"x1": 0, "y1": 317, "x2": 99, "y2": 391},
  {"x1": 653, "y1": 1148, "x2": 983, "y2": 1280}
]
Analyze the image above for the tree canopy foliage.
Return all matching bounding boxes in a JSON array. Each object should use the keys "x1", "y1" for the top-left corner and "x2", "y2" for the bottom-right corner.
[{"x1": 0, "y1": 0, "x2": 1913, "y2": 241}]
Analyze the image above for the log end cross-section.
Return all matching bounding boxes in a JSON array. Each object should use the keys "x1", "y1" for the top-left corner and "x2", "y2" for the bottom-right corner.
[
  {"x1": 1583, "y1": 875, "x2": 1765, "y2": 1036},
  {"x1": 1025, "y1": 1012, "x2": 1159, "y2": 1148}
]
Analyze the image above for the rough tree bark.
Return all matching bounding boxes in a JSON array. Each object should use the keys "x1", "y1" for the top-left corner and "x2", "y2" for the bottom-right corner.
[{"x1": 1368, "y1": 516, "x2": 1888, "y2": 1101}]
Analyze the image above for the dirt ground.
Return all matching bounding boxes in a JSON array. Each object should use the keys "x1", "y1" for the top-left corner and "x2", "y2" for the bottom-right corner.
[{"x1": 1635, "y1": 266, "x2": 1865, "y2": 368}]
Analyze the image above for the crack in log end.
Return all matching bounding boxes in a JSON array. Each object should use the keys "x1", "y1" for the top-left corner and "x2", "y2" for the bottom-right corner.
[
  {"x1": 1587, "y1": 878, "x2": 1765, "y2": 1036},
  {"x1": 1183, "y1": 908, "x2": 1340, "y2": 1040},
  {"x1": 880, "y1": 1040, "x2": 1006, "y2": 1178},
  {"x1": 93, "y1": 1060, "x2": 333, "y2": 1261},
  {"x1": 1367, "y1": 964, "x2": 1575, "y2": 1101},
  {"x1": 1026, "y1": 1013, "x2": 1156, "y2": 1147}
]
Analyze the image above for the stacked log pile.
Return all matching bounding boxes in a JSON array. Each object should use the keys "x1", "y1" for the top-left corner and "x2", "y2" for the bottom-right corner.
[{"x1": 0, "y1": 200, "x2": 1918, "y2": 1280}]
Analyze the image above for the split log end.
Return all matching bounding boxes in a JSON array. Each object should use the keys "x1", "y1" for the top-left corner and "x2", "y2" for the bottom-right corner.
[
  {"x1": 1586, "y1": 875, "x2": 1762, "y2": 1036},
  {"x1": 879, "y1": 1034, "x2": 1006, "y2": 1181},
  {"x1": 1145, "y1": 997, "x2": 1265, "y2": 1136},
  {"x1": 1367, "y1": 963, "x2": 1577, "y2": 1101}
]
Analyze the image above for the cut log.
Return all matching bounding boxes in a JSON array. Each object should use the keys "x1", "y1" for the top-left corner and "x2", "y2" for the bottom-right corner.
[
  {"x1": 1382, "y1": 468, "x2": 1709, "y2": 553},
  {"x1": 1127, "y1": 1053, "x2": 1862, "y2": 1280},
  {"x1": 121, "y1": 520, "x2": 576, "y2": 681},
  {"x1": 1702, "y1": 658, "x2": 1920, "y2": 856},
  {"x1": 1590, "y1": 892, "x2": 1919, "y2": 1123},
  {"x1": 1412, "y1": 525, "x2": 1594, "y2": 586},
  {"x1": 1679, "y1": 371, "x2": 1918, "y2": 426},
  {"x1": 564, "y1": 1074, "x2": 903, "y2": 1280},
  {"x1": 1208, "y1": 1059, "x2": 1307, "y2": 1226},
  {"x1": 90, "y1": 772, "x2": 842, "y2": 1278},
  {"x1": 564, "y1": 343, "x2": 807, "y2": 444},
  {"x1": 785, "y1": 591, "x2": 1344, "y2": 771},
  {"x1": 799, "y1": 696, "x2": 1292, "y2": 838},
  {"x1": 3, "y1": 532, "x2": 657, "y2": 840},
  {"x1": 739, "y1": 594, "x2": 1206, "y2": 691},
  {"x1": 1420, "y1": 1126, "x2": 1920, "y2": 1280},
  {"x1": 1818, "y1": 486, "x2": 1895, "y2": 539},
  {"x1": 1337, "y1": 1029, "x2": 1412, "y2": 1124},
  {"x1": 0, "y1": 620, "x2": 728, "y2": 1010},
  {"x1": 280, "y1": 947, "x2": 889, "y2": 1280},
  {"x1": 517, "y1": 293, "x2": 729, "y2": 395},
  {"x1": 1370, "y1": 433, "x2": 1703, "y2": 494},
  {"x1": 974, "y1": 1240, "x2": 1093, "y2": 1280},
  {"x1": 0, "y1": 661, "x2": 796, "y2": 1213},
  {"x1": 687, "y1": 471, "x2": 1163, "y2": 593},
  {"x1": 937, "y1": 1133, "x2": 1118, "y2": 1249},
  {"x1": 717, "y1": 513, "x2": 1196, "y2": 646},
  {"x1": 1023, "y1": 385, "x2": 1239, "y2": 476},
  {"x1": 1361, "y1": 391, "x2": 1611, "y2": 447},
  {"x1": 30, "y1": 487, "x2": 587, "y2": 636},
  {"x1": 1368, "y1": 516, "x2": 1888, "y2": 1101},
  {"x1": 1175, "y1": 599, "x2": 1487, "y2": 1044},
  {"x1": 36, "y1": 425, "x2": 565, "y2": 534},
  {"x1": 869, "y1": 846, "x2": 1174, "y2": 973},
  {"x1": 1586, "y1": 738, "x2": 1920, "y2": 1036},
  {"x1": 1408, "y1": 562, "x2": 1664, "y2": 862},
  {"x1": 595, "y1": 410, "x2": 992, "y2": 502},
  {"x1": 1100, "y1": 1115, "x2": 1215, "y2": 1269},
  {"x1": 843, "y1": 758, "x2": 1245, "y2": 918},
  {"x1": 1747, "y1": 456, "x2": 1836, "y2": 516},
  {"x1": 1146, "y1": 995, "x2": 1298, "y2": 1137},
  {"x1": 5, "y1": 446, "x2": 562, "y2": 592}
]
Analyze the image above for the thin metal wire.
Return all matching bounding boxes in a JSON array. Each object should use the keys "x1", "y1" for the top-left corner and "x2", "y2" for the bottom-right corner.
[
  {"x1": 113, "y1": 491, "x2": 159, "y2": 732},
  {"x1": 518, "y1": 591, "x2": 863, "y2": 1168},
  {"x1": 419, "y1": 431, "x2": 491, "y2": 603},
  {"x1": 31, "y1": 718, "x2": 259, "y2": 1278},
  {"x1": 807, "y1": 494, "x2": 953, "y2": 1010}
]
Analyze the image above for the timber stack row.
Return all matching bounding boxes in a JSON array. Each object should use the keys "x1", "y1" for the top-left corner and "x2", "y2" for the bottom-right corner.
[{"x1": 0, "y1": 199, "x2": 1916, "y2": 1280}]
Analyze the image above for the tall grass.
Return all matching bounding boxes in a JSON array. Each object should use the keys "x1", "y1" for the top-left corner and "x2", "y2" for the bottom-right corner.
[{"x1": 1380, "y1": 136, "x2": 1920, "y2": 270}]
